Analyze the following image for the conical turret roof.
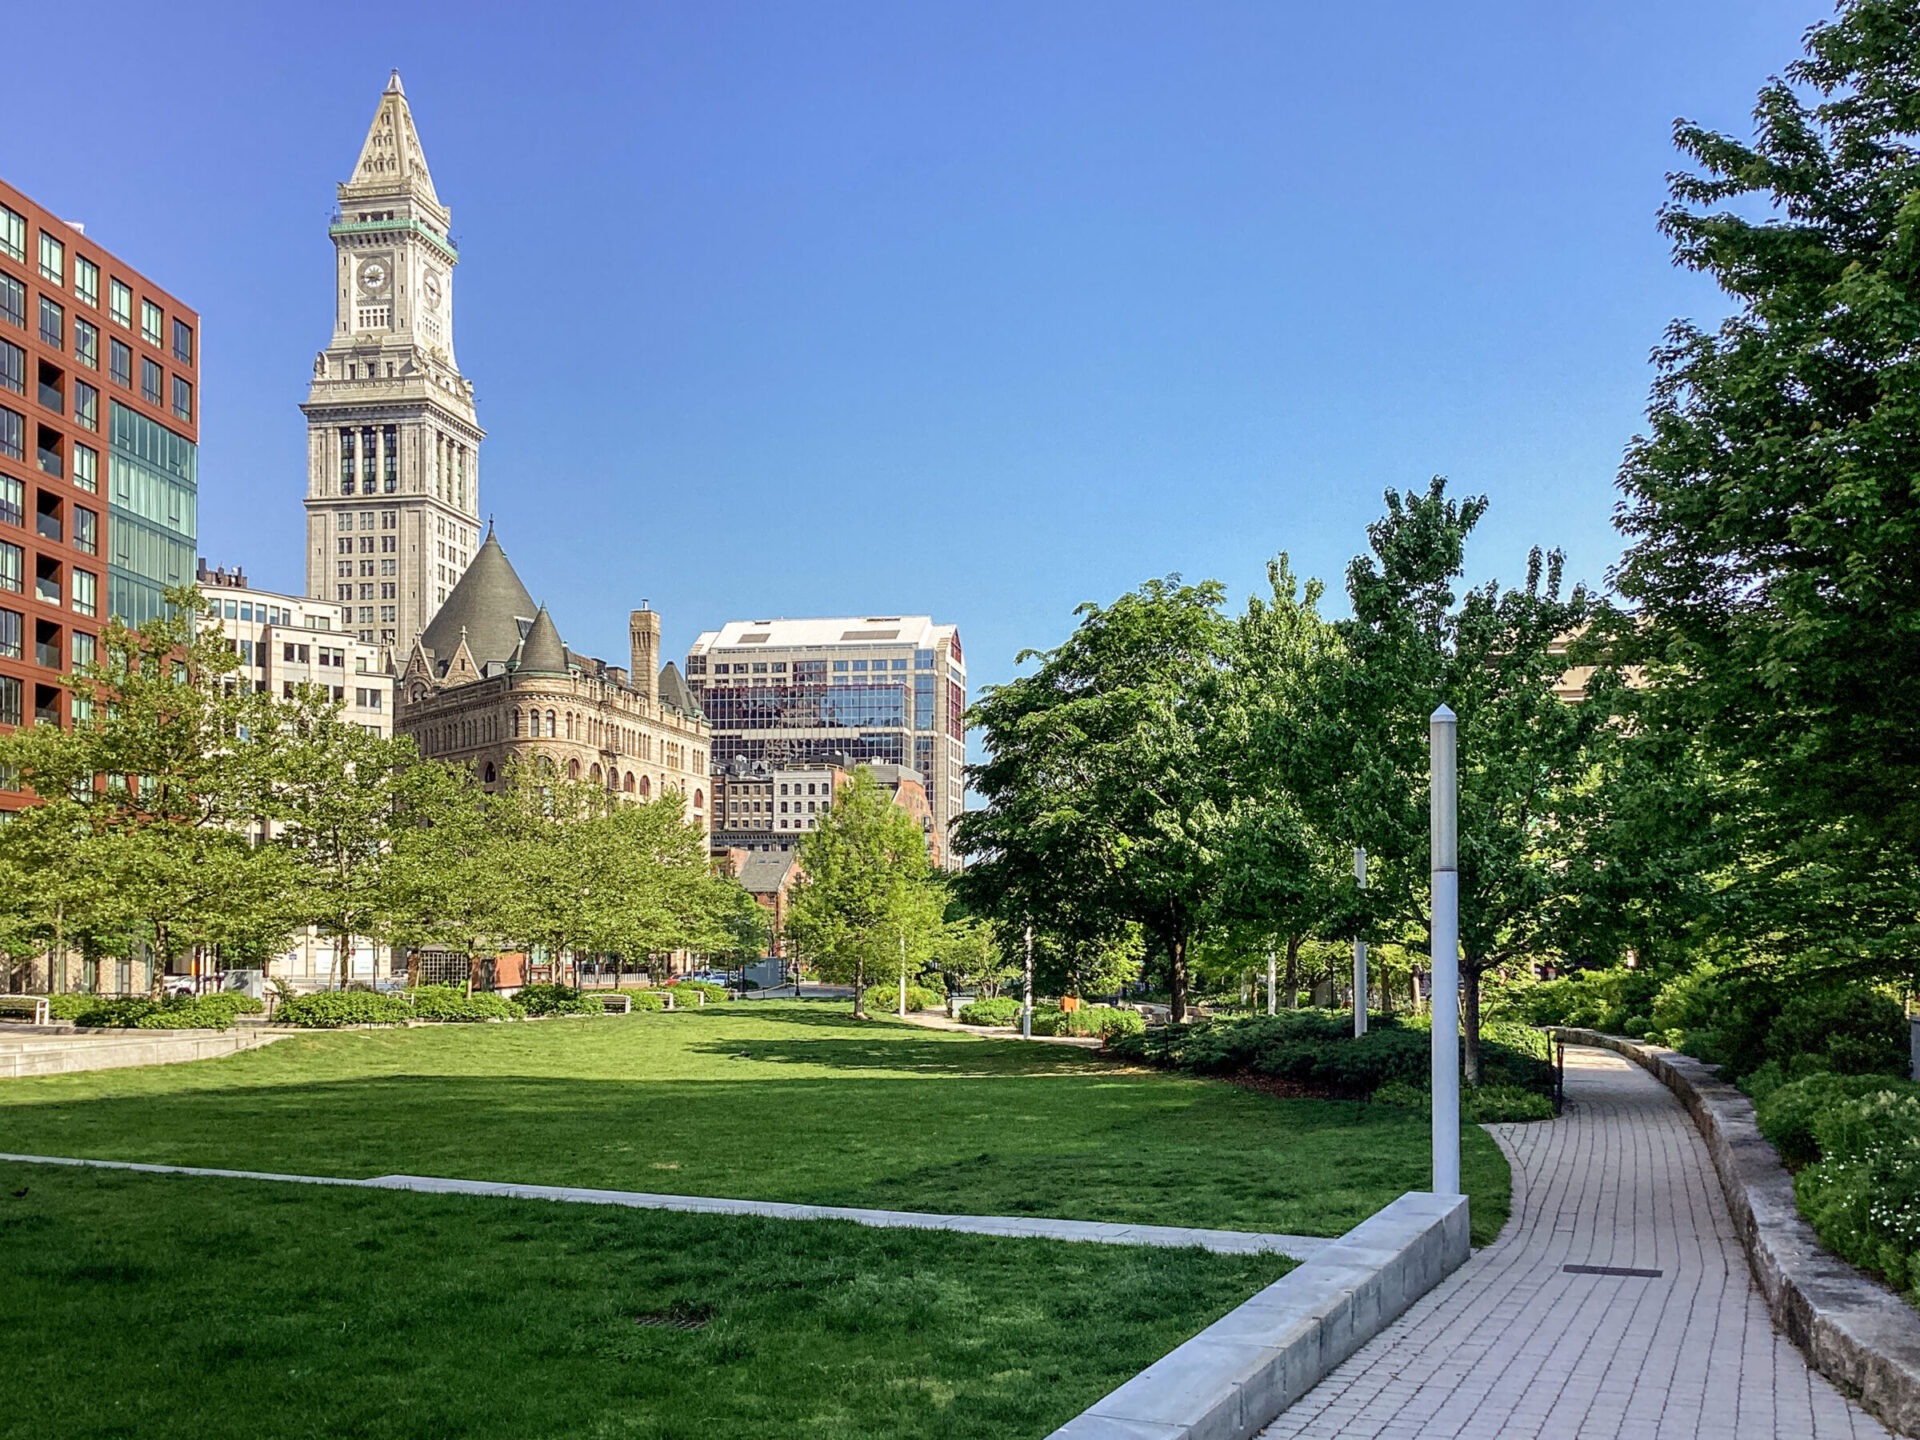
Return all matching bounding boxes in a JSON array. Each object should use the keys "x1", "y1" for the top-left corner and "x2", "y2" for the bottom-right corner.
[
  {"x1": 658, "y1": 661, "x2": 702, "y2": 717},
  {"x1": 419, "y1": 528, "x2": 537, "y2": 672},
  {"x1": 512, "y1": 605, "x2": 570, "y2": 675}
]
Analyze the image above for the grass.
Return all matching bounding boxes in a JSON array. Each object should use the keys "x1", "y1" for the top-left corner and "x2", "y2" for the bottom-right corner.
[
  {"x1": 0, "y1": 1001, "x2": 1510, "y2": 1242},
  {"x1": 0, "y1": 1160, "x2": 1291, "y2": 1440}
]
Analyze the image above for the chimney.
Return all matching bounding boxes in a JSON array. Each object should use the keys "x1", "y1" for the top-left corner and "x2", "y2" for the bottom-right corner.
[{"x1": 631, "y1": 607, "x2": 660, "y2": 707}]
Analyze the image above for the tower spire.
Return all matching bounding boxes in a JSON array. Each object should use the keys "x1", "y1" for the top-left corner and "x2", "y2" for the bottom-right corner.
[{"x1": 343, "y1": 70, "x2": 442, "y2": 215}]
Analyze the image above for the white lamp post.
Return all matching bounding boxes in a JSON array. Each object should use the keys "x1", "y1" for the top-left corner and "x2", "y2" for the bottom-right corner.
[
  {"x1": 1022, "y1": 923, "x2": 1034, "y2": 1040},
  {"x1": 1267, "y1": 948, "x2": 1277, "y2": 1015},
  {"x1": 1353, "y1": 846, "x2": 1369, "y2": 1037},
  {"x1": 1430, "y1": 704, "x2": 1461, "y2": 1197}
]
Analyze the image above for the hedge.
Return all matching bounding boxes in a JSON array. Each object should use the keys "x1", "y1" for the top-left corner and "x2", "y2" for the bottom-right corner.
[
  {"x1": 513, "y1": 983, "x2": 606, "y2": 1017},
  {"x1": 958, "y1": 997, "x2": 1025, "y2": 1027},
  {"x1": 664, "y1": 980, "x2": 727, "y2": 1005},
  {"x1": 861, "y1": 984, "x2": 944, "y2": 1014},
  {"x1": 407, "y1": 985, "x2": 522, "y2": 1023},
  {"x1": 273, "y1": 991, "x2": 414, "y2": 1028},
  {"x1": 1106, "y1": 1009, "x2": 1553, "y2": 1098},
  {"x1": 1030, "y1": 1005, "x2": 1146, "y2": 1041},
  {"x1": 49, "y1": 992, "x2": 266, "y2": 1030},
  {"x1": 628, "y1": 991, "x2": 666, "y2": 1012}
]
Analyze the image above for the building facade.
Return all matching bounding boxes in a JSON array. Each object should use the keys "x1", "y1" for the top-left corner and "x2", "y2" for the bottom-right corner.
[
  {"x1": 302, "y1": 72, "x2": 483, "y2": 660},
  {"x1": 710, "y1": 756, "x2": 937, "y2": 863},
  {"x1": 397, "y1": 529, "x2": 710, "y2": 828},
  {"x1": 0, "y1": 178, "x2": 199, "y2": 816},
  {"x1": 685, "y1": 616, "x2": 966, "y2": 867}
]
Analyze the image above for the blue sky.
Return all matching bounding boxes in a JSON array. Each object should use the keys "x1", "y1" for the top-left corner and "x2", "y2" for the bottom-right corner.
[{"x1": 5, "y1": 0, "x2": 1813, "y2": 702}]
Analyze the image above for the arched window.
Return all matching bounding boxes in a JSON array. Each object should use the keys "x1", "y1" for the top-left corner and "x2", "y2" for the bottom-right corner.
[
  {"x1": 546, "y1": 709, "x2": 557, "y2": 738},
  {"x1": 565, "y1": 712, "x2": 575, "y2": 740},
  {"x1": 589, "y1": 763, "x2": 603, "y2": 785},
  {"x1": 483, "y1": 762, "x2": 497, "y2": 784},
  {"x1": 630, "y1": 773, "x2": 642, "y2": 796},
  {"x1": 568, "y1": 758, "x2": 581, "y2": 781},
  {"x1": 511, "y1": 709, "x2": 522, "y2": 738},
  {"x1": 693, "y1": 788, "x2": 704, "y2": 810}
]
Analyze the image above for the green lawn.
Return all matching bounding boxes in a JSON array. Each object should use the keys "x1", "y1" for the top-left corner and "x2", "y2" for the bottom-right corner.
[
  {"x1": 0, "y1": 1001, "x2": 1510, "y2": 1241},
  {"x1": 0, "y1": 1161, "x2": 1289, "y2": 1440}
]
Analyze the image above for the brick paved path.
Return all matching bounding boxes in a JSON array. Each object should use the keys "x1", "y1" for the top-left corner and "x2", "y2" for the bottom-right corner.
[{"x1": 1261, "y1": 1046, "x2": 1891, "y2": 1440}]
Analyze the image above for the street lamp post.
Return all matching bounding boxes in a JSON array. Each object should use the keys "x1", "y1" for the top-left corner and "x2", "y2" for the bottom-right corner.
[
  {"x1": 1266, "y1": 947, "x2": 1276, "y2": 1016},
  {"x1": 898, "y1": 931, "x2": 908, "y2": 1018},
  {"x1": 1022, "y1": 924, "x2": 1033, "y2": 1040},
  {"x1": 1353, "y1": 847, "x2": 1369, "y2": 1038},
  {"x1": 1430, "y1": 704, "x2": 1461, "y2": 1197}
]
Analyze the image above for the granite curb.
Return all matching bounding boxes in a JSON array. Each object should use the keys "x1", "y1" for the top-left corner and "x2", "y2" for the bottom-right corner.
[
  {"x1": 1553, "y1": 1027, "x2": 1920, "y2": 1437},
  {"x1": 1045, "y1": 1190, "x2": 1471, "y2": 1440}
]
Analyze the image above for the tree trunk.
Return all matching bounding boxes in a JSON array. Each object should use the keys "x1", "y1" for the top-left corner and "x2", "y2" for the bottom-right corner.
[
  {"x1": 852, "y1": 959, "x2": 867, "y2": 1019},
  {"x1": 1169, "y1": 933, "x2": 1189, "y2": 1024},
  {"x1": 1283, "y1": 934, "x2": 1301, "y2": 1010},
  {"x1": 1463, "y1": 963, "x2": 1483, "y2": 1089}
]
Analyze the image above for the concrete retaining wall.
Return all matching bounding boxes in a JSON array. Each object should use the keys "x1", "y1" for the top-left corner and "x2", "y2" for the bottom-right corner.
[
  {"x1": 0, "y1": 1028, "x2": 286, "y2": 1078},
  {"x1": 1555, "y1": 1028, "x2": 1920, "y2": 1437},
  {"x1": 1046, "y1": 1190, "x2": 1470, "y2": 1440}
]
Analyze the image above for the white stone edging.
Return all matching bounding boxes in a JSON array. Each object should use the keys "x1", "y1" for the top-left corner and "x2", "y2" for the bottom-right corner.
[
  {"x1": 1046, "y1": 1190, "x2": 1471, "y2": 1440},
  {"x1": 1554, "y1": 1028, "x2": 1920, "y2": 1438}
]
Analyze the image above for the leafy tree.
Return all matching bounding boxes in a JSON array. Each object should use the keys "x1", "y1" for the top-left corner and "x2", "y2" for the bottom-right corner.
[
  {"x1": 1333, "y1": 481, "x2": 1605, "y2": 1081},
  {"x1": 1613, "y1": 0, "x2": 1920, "y2": 975},
  {"x1": 786, "y1": 769, "x2": 942, "y2": 1018},
  {"x1": 930, "y1": 916, "x2": 1017, "y2": 1005},
  {"x1": 959, "y1": 578, "x2": 1232, "y2": 1020}
]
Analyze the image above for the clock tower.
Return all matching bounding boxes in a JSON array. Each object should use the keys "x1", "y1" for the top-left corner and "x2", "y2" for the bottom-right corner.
[{"x1": 302, "y1": 70, "x2": 484, "y2": 662}]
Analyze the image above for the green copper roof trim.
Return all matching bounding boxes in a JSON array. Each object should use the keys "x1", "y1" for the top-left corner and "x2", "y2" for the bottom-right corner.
[{"x1": 327, "y1": 218, "x2": 458, "y2": 261}]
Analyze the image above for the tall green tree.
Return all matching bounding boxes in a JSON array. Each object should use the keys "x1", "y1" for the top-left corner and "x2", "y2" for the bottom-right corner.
[
  {"x1": 1334, "y1": 481, "x2": 1605, "y2": 1080},
  {"x1": 786, "y1": 769, "x2": 942, "y2": 1018},
  {"x1": 959, "y1": 578, "x2": 1231, "y2": 1020},
  {"x1": 1613, "y1": 0, "x2": 1920, "y2": 974}
]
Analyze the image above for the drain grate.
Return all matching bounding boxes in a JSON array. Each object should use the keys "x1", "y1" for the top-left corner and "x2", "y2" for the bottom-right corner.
[
  {"x1": 1563, "y1": 1264, "x2": 1663, "y2": 1278},
  {"x1": 634, "y1": 1303, "x2": 713, "y2": 1331}
]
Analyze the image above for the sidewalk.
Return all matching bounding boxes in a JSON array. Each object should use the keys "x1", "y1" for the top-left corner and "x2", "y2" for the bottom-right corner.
[{"x1": 1259, "y1": 1046, "x2": 1892, "y2": 1440}]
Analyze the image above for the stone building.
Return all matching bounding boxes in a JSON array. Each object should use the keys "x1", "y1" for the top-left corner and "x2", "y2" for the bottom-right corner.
[
  {"x1": 302, "y1": 71, "x2": 484, "y2": 661},
  {"x1": 396, "y1": 527, "x2": 710, "y2": 829},
  {"x1": 710, "y1": 755, "x2": 938, "y2": 864}
]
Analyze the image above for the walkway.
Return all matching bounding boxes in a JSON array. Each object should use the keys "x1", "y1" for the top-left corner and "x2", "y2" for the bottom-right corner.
[
  {"x1": 0, "y1": 1152, "x2": 1330, "y2": 1259},
  {"x1": 1260, "y1": 1047, "x2": 1891, "y2": 1440}
]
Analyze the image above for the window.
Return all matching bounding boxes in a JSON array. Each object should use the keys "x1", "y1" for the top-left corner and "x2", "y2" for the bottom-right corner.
[
  {"x1": 0, "y1": 276, "x2": 22, "y2": 330},
  {"x1": 171, "y1": 376, "x2": 191, "y2": 423},
  {"x1": 0, "y1": 206, "x2": 22, "y2": 263},
  {"x1": 74, "y1": 381, "x2": 98, "y2": 432},
  {"x1": 73, "y1": 507, "x2": 96, "y2": 555},
  {"x1": 0, "y1": 340, "x2": 20, "y2": 395},
  {"x1": 38, "y1": 232, "x2": 63, "y2": 286},
  {"x1": 74, "y1": 318, "x2": 97, "y2": 369},
  {"x1": 71, "y1": 568, "x2": 96, "y2": 617},
  {"x1": 360, "y1": 426, "x2": 376, "y2": 490},
  {"x1": 108, "y1": 279, "x2": 131, "y2": 329},
  {"x1": 0, "y1": 608, "x2": 19, "y2": 659},
  {"x1": 380, "y1": 535, "x2": 395, "y2": 553},
  {"x1": 172, "y1": 318, "x2": 192, "y2": 364},
  {"x1": 0, "y1": 540, "x2": 20, "y2": 592},
  {"x1": 0, "y1": 676, "x2": 18, "y2": 728},
  {"x1": 72, "y1": 443, "x2": 97, "y2": 493},
  {"x1": 0, "y1": 407, "x2": 20, "y2": 460},
  {"x1": 108, "y1": 338, "x2": 131, "y2": 388},
  {"x1": 140, "y1": 299, "x2": 163, "y2": 347},
  {"x1": 74, "y1": 256, "x2": 98, "y2": 309},
  {"x1": 71, "y1": 630, "x2": 94, "y2": 670},
  {"x1": 0, "y1": 477, "x2": 18, "y2": 529},
  {"x1": 39, "y1": 297, "x2": 63, "y2": 349},
  {"x1": 382, "y1": 425, "x2": 396, "y2": 491},
  {"x1": 140, "y1": 357, "x2": 162, "y2": 406}
]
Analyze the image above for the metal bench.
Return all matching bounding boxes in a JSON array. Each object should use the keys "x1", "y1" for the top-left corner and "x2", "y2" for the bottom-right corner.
[{"x1": 0, "y1": 995, "x2": 51, "y2": 1025}]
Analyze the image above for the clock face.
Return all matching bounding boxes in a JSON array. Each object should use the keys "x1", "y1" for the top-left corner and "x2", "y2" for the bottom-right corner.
[
  {"x1": 423, "y1": 271, "x2": 443, "y2": 309},
  {"x1": 359, "y1": 260, "x2": 389, "y2": 293}
]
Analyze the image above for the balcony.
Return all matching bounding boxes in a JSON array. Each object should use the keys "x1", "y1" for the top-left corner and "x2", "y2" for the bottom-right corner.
[
  {"x1": 37, "y1": 382, "x2": 62, "y2": 413},
  {"x1": 36, "y1": 447, "x2": 61, "y2": 480},
  {"x1": 35, "y1": 512, "x2": 61, "y2": 543},
  {"x1": 35, "y1": 642, "x2": 59, "y2": 669}
]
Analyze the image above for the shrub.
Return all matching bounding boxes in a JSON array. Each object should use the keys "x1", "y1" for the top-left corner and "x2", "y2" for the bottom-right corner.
[
  {"x1": 407, "y1": 985, "x2": 521, "y2": 1023},
  {"x1": 1756, "y1": 1071, "x2": 1920, "y2": 1169},
  {"x1": 861, "y1": 984, "x2": 944, "y2": 1014},
  {"x1": 1107, "y1": 1009, "x2": 1553, "y2": 1099},
  {"x1": 1795, "y1": 1086, "x2": 1920, "y2": 1298},
  {"x1": 1648, "y1": 967, "x2": 1910, "y2": 1083},
  {"x1": 1502, "y1": 967, "x2": 1664, "y2": 1035},
  {"x1": 1765, "y1": 986, "x2": 1909, "y2": 1079},
  {"x1": 274, "y1": 991, "x2": 413, "y2": 1028},
  {"x1": 1031, "y1": 1004, "x2": 1144, "y2": 1040},
  {"x1": 46, "y1": 993, "x2": 102, "y2": 1022},
  {"x1": 664, "y1": 980, "x2": 727, "y2": 1005},
  {"x1": 957, "y1": 997, "x2": 1025, "y2": 1027},
  {"x1": 627, "y1": 991, "x2": 666, "y2": 1012},
  {"x1": 514, "y1": 983, "x2": 606, "y2": 1017}
]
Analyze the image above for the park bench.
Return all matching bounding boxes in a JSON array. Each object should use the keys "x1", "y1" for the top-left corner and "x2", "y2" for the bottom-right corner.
[
  {"x1": 0, "y1": 995, "x2": 51, "y2": 1025},
  {"x1": 598, "y1": 993, "x2": 632, "y2": 1015}
]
